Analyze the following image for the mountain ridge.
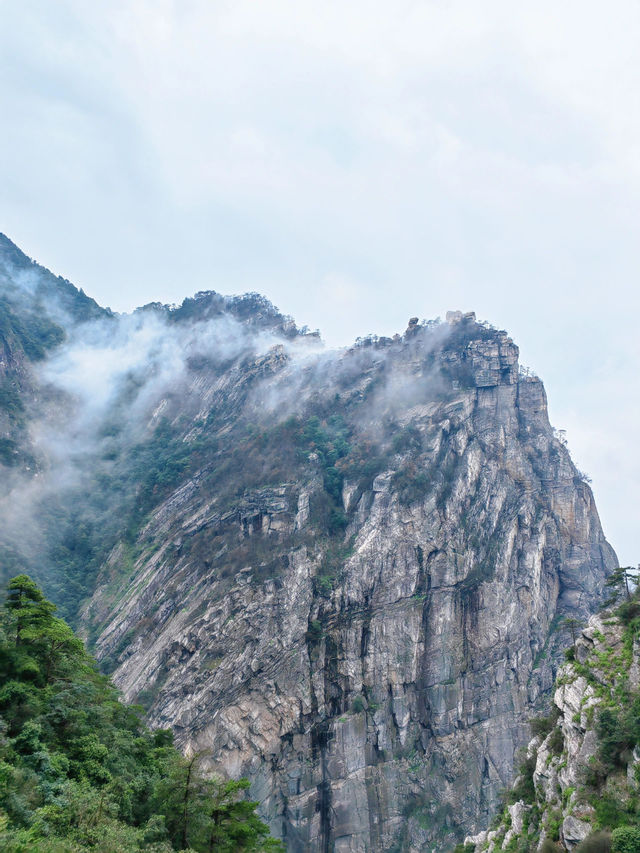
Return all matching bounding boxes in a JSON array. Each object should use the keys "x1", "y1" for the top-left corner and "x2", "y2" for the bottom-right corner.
[{"x1": 0, "y1": 234, "x2": 618, "y2": 850}]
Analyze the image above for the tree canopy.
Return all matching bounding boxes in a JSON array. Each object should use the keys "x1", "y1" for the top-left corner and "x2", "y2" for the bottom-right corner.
[{"x1": 0, "y1": 574, "x2": 283, "y2": 852}]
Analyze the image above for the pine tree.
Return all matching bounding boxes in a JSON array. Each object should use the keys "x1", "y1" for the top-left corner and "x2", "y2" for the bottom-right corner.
[{"x1": 605, "y1": 567, "x2": 635, "y2": 605}]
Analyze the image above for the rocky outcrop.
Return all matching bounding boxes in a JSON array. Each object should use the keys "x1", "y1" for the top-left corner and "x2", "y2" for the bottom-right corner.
[
  {"x1": 466, "y1": 607, "x2": 640, "y2": 852},
  {"x1": 84, "y1": 317, "x2": 616, "y2": 851}
]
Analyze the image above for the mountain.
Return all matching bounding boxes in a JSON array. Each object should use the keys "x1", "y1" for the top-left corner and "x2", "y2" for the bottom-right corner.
[
  {"x1": 465, "y1": 577, "x2": 640, "y2": 852},
  {"x1": 0, "y1": 233, "x2": 107, "y2": 471},
  {"x1": 0, "y1": 236, "x2": 618, "y2": 850}
]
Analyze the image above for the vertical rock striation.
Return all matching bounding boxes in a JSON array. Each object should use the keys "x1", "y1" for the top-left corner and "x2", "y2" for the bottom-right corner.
[
  {"x1": 0, "y1": 233, "x2": 616, "y2": 849},
  {"x1": 87, "y1": 315, "x2": 616, "y2": 851}
]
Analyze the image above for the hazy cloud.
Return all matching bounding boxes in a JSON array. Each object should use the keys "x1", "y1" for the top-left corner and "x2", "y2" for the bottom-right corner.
[{"x1": 1, "y1": 0, "x2": 638, "y2": 560}]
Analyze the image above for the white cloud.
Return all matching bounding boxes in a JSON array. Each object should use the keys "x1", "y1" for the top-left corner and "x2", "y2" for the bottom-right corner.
[{"x1": 1, "y1": 0, "x2": 638, "y2": 561}]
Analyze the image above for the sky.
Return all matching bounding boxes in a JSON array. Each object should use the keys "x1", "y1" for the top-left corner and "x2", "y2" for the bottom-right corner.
[{"x1": 1, "y1": 0, "x2": 638, "y2": 564}]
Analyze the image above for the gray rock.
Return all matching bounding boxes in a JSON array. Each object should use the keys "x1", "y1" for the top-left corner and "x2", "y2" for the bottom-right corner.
[
  {"x1": 562, "y1": 815, "x2": 592, "y2": 849},
  {"x1": 85, "y1": 322, "x2": 616, "y2": 851}
]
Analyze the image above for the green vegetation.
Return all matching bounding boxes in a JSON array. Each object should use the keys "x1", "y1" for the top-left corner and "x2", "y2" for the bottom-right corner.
[
  {"x1": 0, "y1": 382, "x2": 24, "y2": 419},
  {"x1": 546, "y1": 725, "x2": 564, "y2": 757},
  {"x1": 350, "y1": 695, "x2": 365, "y2": 714},
  {"x1": 390, "y1": 463, "x2": 434, "y2": 506},
  {"x1": 0, "y1": 437, "x2": 19, "y2": 467},
  {"x1": 605, "y1": 568, "x2": 635, "y2": 606},
  {"x1": 596, "y1": 701, "x2": 640, "y2": 773},
  {"x1": 305, "y1": 619, "x2": 323, "y2": 642},
  {"x1": 611, "y1": 826, "x2": 640, "y2": 852},
  {"x1": 0, "y1": 295, "x2": 65, "y2": 361},
  {"x1": 49, "y1": 410, "x2": 387, "y2": 622},
  {"x1": 314, "y1": 540, "x2": 355, "y2": 597},
  {"x1": 46, "y1": 411, "x2": 370, "y2": 616},
  {"x1": 529, "y1": 708, "x2": 560, "y2": 740},
  {"x1": 476, "y1": 565, "x2": 640, "y2": 852},
  {"x1": 507, "y1": 751, "x2": 536, "y2": 805},
  {"x1": 0, "y1": 574, "x2": 282, "y2": 852}
]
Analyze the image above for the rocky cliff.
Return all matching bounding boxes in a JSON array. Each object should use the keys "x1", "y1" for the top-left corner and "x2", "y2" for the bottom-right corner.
[
  {"x1": 78, "y1": 310, "x2": 616, "y2": 850},
  {"x1": 465, "y1": 590, "x2": 640, "y2": 853},
  {"x1": 0, "y1": 234, "x2": 619, "y2": 851}
]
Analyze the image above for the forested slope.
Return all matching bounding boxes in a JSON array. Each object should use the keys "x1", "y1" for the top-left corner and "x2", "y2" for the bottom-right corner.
[{"x1": 0, "y1": 575, "x2": 282, "y2": 852}]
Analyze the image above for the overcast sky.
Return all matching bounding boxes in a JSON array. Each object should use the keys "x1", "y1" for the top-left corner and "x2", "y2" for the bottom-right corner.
[{"x1": 1, "y1": 1, "x2": 638, "y2": 564}]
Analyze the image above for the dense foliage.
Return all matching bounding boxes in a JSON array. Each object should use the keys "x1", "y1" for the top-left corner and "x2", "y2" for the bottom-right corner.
[{"x1": 0, "y1": 575, "x2": 282, "y2": 852}]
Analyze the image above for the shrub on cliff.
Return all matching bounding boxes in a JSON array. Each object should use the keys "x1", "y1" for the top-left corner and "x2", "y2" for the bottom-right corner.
[
  {"x1": 612, "y1": 826, "x2": 640, "y2": 853},
  {"x1": 597, "y1": 697, "x2": 640, "y2": 771}
]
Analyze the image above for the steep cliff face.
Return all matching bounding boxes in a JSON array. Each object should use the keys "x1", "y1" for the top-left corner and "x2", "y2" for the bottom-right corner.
[
  {"x1": 82, "y1": 314, "x2": 616, "y2": 851},
  {"x1": 467, "y1": 599, "x2": 640, "y2": 852},
  {"x1": 0, "y1": 234, "x2": 619, "y2": 850}
]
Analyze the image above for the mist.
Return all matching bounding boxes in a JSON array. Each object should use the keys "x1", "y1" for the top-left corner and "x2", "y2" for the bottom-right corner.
[
  {"x1": 0, "y1": 276, "x2": 332, "y2": 606},
  {"x1": 0, "y1": 251, "x2": 600, "y2": 628}
]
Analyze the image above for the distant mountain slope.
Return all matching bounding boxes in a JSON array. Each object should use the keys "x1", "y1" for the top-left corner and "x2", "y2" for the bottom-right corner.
[
  {"x1": 0, "y1": 234, "x2": 318, "y2": 611},
  {"x1": 0, "y1": 232, "x2": 108, "y2": 385},
  {"x1": 0, "y1": 233, "x2": 108, "y2": 469}
]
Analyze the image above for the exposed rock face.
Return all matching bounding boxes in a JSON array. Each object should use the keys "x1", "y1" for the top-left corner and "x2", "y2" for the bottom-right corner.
[
  {"x1": 0, "y1": 235, "x2": 619, "y2": 849},
  {"x1": 84, "y1": 317, "x2": 616, "y2": 851},
  {"x1": 468, "y1": 610, "x2": 640, "y2": 852}
]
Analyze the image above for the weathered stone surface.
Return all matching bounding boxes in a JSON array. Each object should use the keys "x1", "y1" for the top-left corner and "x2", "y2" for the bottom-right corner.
[
  {"x1": 0, "y1": 237, "x2": 617, "y2": 849},
  {"x1": 469, "y1": 610, "x2": 640, "y2": 851},
  {"x1": 85, "y1": 320, "x2": 616, "y2": 851},
  {"x1": 501, "y1": 801, "x2": 528, "y2": 849},
  {"x1": 562, "y1": 815, "x2": 592, "y2": 849}
]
